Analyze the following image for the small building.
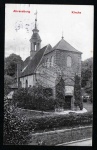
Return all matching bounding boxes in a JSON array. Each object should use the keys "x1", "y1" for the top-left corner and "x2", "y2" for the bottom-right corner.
[{"x1": 17, "y1": 13, "x2": 82, "y2": 110}]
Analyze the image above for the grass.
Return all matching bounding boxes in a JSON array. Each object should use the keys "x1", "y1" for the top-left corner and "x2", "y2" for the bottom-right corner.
[
  {"x1": 13, "y1": 102, "x2": 93, "y2": 121},
  {"x1": 13, "y1": 107, "x2": 54, "y2": 120},
  {"x1": 12, "y1": 100, "x2": 93, "y2": 121}
]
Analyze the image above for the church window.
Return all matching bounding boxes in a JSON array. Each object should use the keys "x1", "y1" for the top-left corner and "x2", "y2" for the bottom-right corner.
[
  {"x1": 26, "y1": 80, "x2": 28, "y2": 88},
  {"x1": 67, "y1": 56, "x2": 72, "y2": 67},
  {"x1": 46, "y1": 58, "x2": 50, "y2": 68},
  {"x1": 51, "y1": 56, "x2": 54, "y2": 66},
  {"x1": 35, "y1": 44, "x2": 36, "y2": 51}
]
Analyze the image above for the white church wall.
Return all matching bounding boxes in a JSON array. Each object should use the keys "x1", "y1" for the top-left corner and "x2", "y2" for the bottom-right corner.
[{"x1": 20, "y1": 75, "x2": 35, "y2": 88}]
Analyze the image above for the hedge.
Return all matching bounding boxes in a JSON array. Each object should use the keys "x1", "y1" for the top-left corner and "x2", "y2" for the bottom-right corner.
[
  {"x1": 4, "y1": 105, "x2": 93, "y2": 145},
  {"x1": 23, "y1": 112, "x2": 93, "y2": 132},
  {"x1": 3, "y1": 98, "x2": 30, "y2": 145},
  {"x1": 13, "y1": 87, "x2": 55, "y2": 111}
]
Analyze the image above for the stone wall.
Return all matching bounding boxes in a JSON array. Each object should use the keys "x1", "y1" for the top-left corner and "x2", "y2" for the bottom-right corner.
[
  {"x1": 56, "y1": 50, "x2": 81, "y2": 79},
  {"x1": 44, "y1": 49, "x2": 81, "y2": 86}
]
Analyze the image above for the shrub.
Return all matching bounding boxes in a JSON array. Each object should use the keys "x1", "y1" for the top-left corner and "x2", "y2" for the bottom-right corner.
[
  {"x1": 23, "y1": 112, "x2": 93, "y2": 132},
  {"x1": 79, "y1": 97, "x2": 83, "y2": 110},
  {"x1": 3, "y1": 98, "x2": 30, "y2": 145},
  {"x1": 13, "y1": 88, "x2": 33, "y2": 109},
  {"x1": 56, "y1": 77, "x2": 65, "y2": 107},
  {"x1": 74, "y1": 75, "x2": 82, "y2": 109},
  {"x1": 3, "y1": 99, "x2": 92, "y2": 145},
  {"x1": 13, "y1": 86, "x2": 55, "y2": 111}
]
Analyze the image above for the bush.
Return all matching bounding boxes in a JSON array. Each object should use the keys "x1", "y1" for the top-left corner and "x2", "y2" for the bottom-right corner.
[
  {"x1": 74, "y1": 75, "x2": 82, "y2": 110},
  {"x1": 23, "y1": 112, "x2": 93, "y2": 132},
  {"x1": 13, "y1": 88, "x2": 33, "y2": 108},
  {"x1": 13, "y1": 86, "x2": 55, "y2": 111},
  {"x1": 79, "y1": 102, "x2": 83, "y2": 110},
  {"x1": 3, "y1": 98, "x2": 92, "y2": 145},
  {"x1": 79, "y1": 96, "x2": 83, "y2": 110},
  {"x1": 56, "y1": 78, "x2": 65, "y2": 108},
  {"x1": 3, "y1": 98, "x2": 30, "y2": 145}
]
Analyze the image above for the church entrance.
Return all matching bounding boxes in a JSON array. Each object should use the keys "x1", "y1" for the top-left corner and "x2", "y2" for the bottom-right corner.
[{"x1": 64, "y1": 96, "x2": 72, "y2": 109}]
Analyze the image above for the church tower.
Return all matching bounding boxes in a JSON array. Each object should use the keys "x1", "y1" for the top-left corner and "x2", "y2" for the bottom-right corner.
[{"x1": 30, "y1": 11, "x2": 42, "y2": 59}]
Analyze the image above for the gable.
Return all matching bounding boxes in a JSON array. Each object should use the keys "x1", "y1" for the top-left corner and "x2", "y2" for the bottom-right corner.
[
  {"x1": 45, "y1": 39, "x2": 82, "y2": 54},
  {"x1": 19, "y1": 45, "x2": 51, "y2": 77}
]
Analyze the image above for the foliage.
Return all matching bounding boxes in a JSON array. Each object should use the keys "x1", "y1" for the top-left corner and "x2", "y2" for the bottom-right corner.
[
  {"x1": 3, "y1": 98, "x2": 29, "y2": 145},
  {"x1": 14, "y1": 111, "x2": 92, "y2": 133},
  {"x1": 5, "y1": 53, "x2": 23, "y2": 77},
  {"x1": 13, "y1": 88, "x2": 33, "y2": 108},
  {"x1": 4, "y1": 74, "x2": 14, "y2": 96},
  {"x1": 3, "y1": 97, "x2": 92, "y2": 144},
  {"x1": 85, "y1": 77, "x2": 93, "y2": 102},
  {"x1": 79, "y1": 96, "x2": 83, "y2": 110},
  {"x1": 81, "y1": 58, "x2": 93, "y2": 102},
  {"x1": 74, "y1": 75, "x2": 83, "y2": 110},
  {"x1": 56, "y1": 77, "x2": 65, "y2": 107},
  {"x1": 81, "y1": 57, "x2": 93, "y2": 88},
  {"x1": 13, "y1": 86, "x2": 55, "y2": 111}
]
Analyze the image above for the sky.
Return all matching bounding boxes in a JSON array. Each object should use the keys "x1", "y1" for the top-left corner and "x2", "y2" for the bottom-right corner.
[{"x1": 5, "y1": 4, "x2": 94, "y2": 61}]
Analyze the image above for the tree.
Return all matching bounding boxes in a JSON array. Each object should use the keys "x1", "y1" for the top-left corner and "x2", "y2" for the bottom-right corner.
[
  {"x1": 85, "y1": 77, "x2": 93, "y2": 102},
  {"x1": 74, "y1": 75, "x2": 83, "y2": 110},
  {"x1": 56, "y1": 77, "x2": 65, "y2": 108},
  {"x1": 13, "y1": 85, "x2": 55, "y2": 111},
  {"x1": 4, "y1": 74, "x2": 14, "y2": 96},
  {"x1": 81, "y1": 57, "x2": 93, "y2": 87},
  {"x1": 81, "y1": 57, "x2": 93, "y2": 102},
  {"x1": 5, "y1": 53, "x2": 23, "y2": 77}
]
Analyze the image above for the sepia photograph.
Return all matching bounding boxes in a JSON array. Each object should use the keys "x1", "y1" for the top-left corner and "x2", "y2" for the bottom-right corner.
[{"x1": 4, "y1": 4, "x2": 93, "y2": 146}]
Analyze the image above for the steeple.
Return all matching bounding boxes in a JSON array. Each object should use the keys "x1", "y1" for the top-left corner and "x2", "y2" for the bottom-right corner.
[
  {"x1": 61, "y1": 31, "x2": 64, "y2": 39},
  {"x1": 35, "y1": 10, "x2": 37, "y2": 29},
  {"x1": 30, "y1": 10, "x2": 42, "y2": 60}
]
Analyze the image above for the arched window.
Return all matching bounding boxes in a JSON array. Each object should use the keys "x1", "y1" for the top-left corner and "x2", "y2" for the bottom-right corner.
[
  {"x1": 46, "y1": 58, "x2": 50, "y2": 68},
  {"x1": 67, "y1": 56, "x2": 72, "y2": 67},
  {"x1": 51, "y1": 56, "x2": 54, "y2": 67},
  {"x1": 25, "y1": 80, "x2": 28, "y2": 88}
]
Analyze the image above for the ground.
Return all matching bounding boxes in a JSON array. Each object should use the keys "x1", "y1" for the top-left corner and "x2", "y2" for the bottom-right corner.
[
  {"x1": 83, "y1": 101, "x2": 93, "y2": 112},
  {"x1": 58, "y1": 138, "x2": 92, "y2": 146}
]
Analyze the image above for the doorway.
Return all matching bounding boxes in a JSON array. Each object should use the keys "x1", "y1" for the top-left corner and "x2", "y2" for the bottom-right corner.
[{"x1": 65, "y1": 96, "x2": 72, "y2": 109}]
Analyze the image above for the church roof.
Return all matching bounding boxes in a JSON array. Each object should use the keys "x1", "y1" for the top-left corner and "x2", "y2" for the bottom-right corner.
[
  {"x1": 46, "y1": 39, "x2": 82, "y2": 54},
  {"x1": 20, "y1": 45, "x2": 50, "y2": 77},
  {"x1": 44, "y1": 44, "x2": 52, "y2": 55},
  {"x1": 23, "y1": 56, "x2": 30, "y2": 68}
]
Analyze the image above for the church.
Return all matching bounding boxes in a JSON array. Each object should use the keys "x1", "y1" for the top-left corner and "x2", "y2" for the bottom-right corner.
[{"x1": 17, "y1": 13, "x2": 82, "y2": 110}]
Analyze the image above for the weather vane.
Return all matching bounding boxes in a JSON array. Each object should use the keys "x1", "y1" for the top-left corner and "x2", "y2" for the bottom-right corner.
[
  {"x1": 34, "y1": 10, "x2": 37, "y2": 21},
  {"x1": 62, "y1": 31, "x2": 64, "y2": 39}
]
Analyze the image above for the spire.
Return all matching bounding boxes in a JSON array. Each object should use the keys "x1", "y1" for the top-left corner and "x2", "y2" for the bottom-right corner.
[
  {"x1": 62, "y1": 31, "x2": 64, "y2": 39},
  {"x1": 34, "y1": 10, "x2": 37, "y2": 29},
  {"x1": 30, "y1": 10, "x2": 41, "y2": 59}
]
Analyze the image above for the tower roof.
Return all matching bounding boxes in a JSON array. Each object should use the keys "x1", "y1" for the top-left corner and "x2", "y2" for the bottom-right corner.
[
  {"x1": 30, "y1": 32, "x2": 41, "y2": 41},
  {"x1": 30, "y1": 10, "x2": 41, "y2": 42},
  {"x1": 52, "y1": 39, "x2": 82, "y2": 53}
]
